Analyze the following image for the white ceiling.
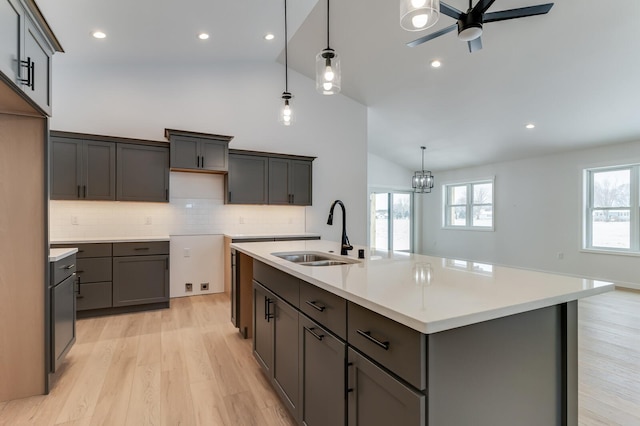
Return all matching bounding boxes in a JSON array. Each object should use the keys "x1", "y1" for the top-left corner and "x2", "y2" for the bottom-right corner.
[{"x1": 37, "y1": 0, "x2": 640, "y2": 172}]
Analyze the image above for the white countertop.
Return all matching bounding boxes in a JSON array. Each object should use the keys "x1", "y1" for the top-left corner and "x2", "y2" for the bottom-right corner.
[
  {"x1": 49, "y1": 248, "x2": 78, "y2": 262},
  {"x1": 51, "y1": 236, "x2": 170, "y2": 244},
  {"x1": 224, "y1": 233, "x2": 321, "y2": 240},
  {"x1": 231, "y1": 240, "x2": 614, "y2": 334}
]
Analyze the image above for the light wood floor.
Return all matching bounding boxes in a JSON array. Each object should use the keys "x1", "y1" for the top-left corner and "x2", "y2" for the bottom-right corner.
[{"x1": 0, "y1": 290, "x2": 639, "y2": 425}]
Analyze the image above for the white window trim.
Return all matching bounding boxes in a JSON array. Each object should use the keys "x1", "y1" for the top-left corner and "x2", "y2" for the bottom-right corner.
[
  {"x1": 442, "y1": 177, "x2": 495, "y2": 231},
  {"x1": 582, "y1": 164, "x2": 640, "y2": 254}
]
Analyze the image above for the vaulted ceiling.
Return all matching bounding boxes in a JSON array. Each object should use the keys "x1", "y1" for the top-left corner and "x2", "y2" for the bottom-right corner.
[{"x1": 37, "y1": 0, "x2": 640, "y2": 172}]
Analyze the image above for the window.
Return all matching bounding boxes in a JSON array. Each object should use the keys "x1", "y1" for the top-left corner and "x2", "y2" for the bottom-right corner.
[
  {"x1": 444, "y1": 179, "x2": 494, "y2": 229},
  {"x1": 370, "y1": 191, "x2": 413, "y2": 252},
  {"x1": 584, "y1": 165, "x2": 639, "y2": 253}
]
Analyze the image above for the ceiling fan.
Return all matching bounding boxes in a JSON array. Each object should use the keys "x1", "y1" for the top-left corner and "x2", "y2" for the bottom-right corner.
[{"x1": 407, "y1": 0, "x2": 554, "y2": 53}]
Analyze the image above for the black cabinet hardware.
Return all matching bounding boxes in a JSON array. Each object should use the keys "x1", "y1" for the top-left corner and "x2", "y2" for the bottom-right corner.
[
  {"x1": 356, "y1": 329, "x2": 390, "y2": 350},
  {"x1": 305, "y1": 300, "x2": 326, "y2": 312},
  {"x1": 19, "y1": 57, "x2": 34, "y2": 90},
  {"x1": 304, "y1": 326, "x2": 324, "y2": 341}
]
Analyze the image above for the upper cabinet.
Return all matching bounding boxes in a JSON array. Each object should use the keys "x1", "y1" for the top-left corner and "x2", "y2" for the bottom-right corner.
[
  {"x1": 50, "y1": 131, "x2": 169, "y2": 203},
  {"x1": 268, "y1": 158, "x2": 312, "y2": 206},
  {"x1": 226, "y1": 150, "x2": 314, "y2": 206},
  {"x1": 0, "y1": 0, "x2": 63, "y2": 116},
  {"x1": 165, "y1": 128, "x2": 233, "y2": 173},
  {"x1": 50, "y1": 135, "x2": 116, "y2": 201}
]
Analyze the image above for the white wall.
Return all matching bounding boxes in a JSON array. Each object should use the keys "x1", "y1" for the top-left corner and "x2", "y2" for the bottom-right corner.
[
  {"x1": 49, "y1": 59, "x2": 368, "y2": 244},
  {"x1": 418, "y1": 139, "x2": 640, "y2": 289},
  {"x1": 367, "y1": 152, "x2": 413, "y2": 190}
]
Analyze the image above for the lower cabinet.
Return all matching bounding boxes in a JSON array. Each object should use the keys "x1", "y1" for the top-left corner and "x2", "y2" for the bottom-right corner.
[
  {"x1": 253, "y1": 280, "x2": 300, "y2": 421},
  {"x1": 299, "y1": 315, "x2": 346, "y2": 426},
  {"x1": 113, "y1": 254, "x2": 169, "y2": 306},
  {"x1": 252, "y1": 259, "x2": 426, "y2": 426},
  {"x1": 347, "y1": 348, "x2": 425, "y2": 426}
]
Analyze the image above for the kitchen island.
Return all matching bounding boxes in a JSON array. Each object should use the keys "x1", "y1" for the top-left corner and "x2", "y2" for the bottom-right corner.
[{"x1": 231, "y1": 239, "x2": 613, "y2": 426}]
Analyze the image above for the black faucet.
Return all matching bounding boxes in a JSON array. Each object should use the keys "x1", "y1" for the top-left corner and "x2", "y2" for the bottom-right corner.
[{"x1": 327, "y1": 200, "x2": 353, "y2": 255}]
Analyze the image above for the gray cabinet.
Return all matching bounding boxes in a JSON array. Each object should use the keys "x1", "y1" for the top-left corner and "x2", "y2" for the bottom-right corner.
[
  {"x1": 347, "y1": 348, "x2": 425, "y2": 426},
  {"x1": 227, "y1": 153, "x2": 268, "y2": 204},
  {"x1": 226, "y1": 150, "x2": 314, "y2": 206},
  {"x1": 268, "y1": 158, "x2": 312, "y2": 206},
  {"x1": 50, "y1": 136, "x2": 116, "y2": 201},
  {"x1": 0, "y1": 0, "x2": 62, "y2": 115},
  {"x1": 165, "y1": 129, "x2": 232, "y2": 173},
  {"x1": 113, "y1": 242, "x2": 169, "y2": 307},
  {"x1": 252, "y1": 280, "x2": 300, "y2": 421},
  {"x1": 299, "y1": 315, "x2": 346, "y2": 426},
  {"x1": 0, "y1": 0, "x2": 21, "y2": 84},
  {"x1": 49, "y1": 253, "x2": 76, "y2": 373},
  {"x1": 116, "y1": 143, "x2": 169, "y2": 202}
]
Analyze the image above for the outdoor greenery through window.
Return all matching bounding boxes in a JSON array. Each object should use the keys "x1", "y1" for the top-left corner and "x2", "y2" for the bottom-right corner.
[
  {"x1": 370, "y1": 192, "x2": 412, "y2": 252},
  {"x1": 584, "y1": 165, "x2": 639, "y2": 252},
  {"x1": 444, "y1": 180, "x2": 494, "y2": 229}
]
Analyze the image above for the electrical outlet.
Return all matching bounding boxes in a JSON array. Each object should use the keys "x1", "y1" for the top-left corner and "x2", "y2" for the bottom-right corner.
[
  {"x1": 145, "y1": 216, "x2": 152, "y2": 225},
  {"x1": 184, "y1": 248, "x2": 191, "y2": 257},
  {"x1": 200, "y1": 283, "x2": 209, "y2": 291},
  {"x1": 71, "y1": 216, "x2": 78, "y2": 225},
  {"x1": 557, "y1": 252, "x2": 564, "y2": 260},
  {"x1": 239, "y1": 216, "x2": 245, "y2": 224},
  {"x1": 185, "y1": 283, "x2": 193, "y2": 292}
]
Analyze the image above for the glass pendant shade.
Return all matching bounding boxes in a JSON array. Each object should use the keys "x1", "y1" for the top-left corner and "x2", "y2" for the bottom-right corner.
[
  {"x1": 279, "y1": 93, "x2": 294, "y2": 126},
  {"x1": 400, "y1": 0, "x2": 440, "y2": 31},
  {"x1": 316, "y1": 48, "x2": 341, "y2": 95}
]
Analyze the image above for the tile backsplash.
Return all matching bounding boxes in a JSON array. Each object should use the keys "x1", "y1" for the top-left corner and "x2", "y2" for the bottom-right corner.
[{"x1": 49, "y1": 173, "x2": 306, "y2": 240}]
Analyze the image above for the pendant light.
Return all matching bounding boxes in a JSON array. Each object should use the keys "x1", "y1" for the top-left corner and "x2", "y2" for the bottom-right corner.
[
  {"x1": 400, "y1": 0, "x2": 440, "y2": 32},
  {"x1": 412, "y1": 146, "x2": 434, "y2": 193},
  {"x1": 280, "y1": 0, "x2": 294, "y2": 126},
  {"x1": 315, "y1": 0, "x2": 340, "y2": 95}
]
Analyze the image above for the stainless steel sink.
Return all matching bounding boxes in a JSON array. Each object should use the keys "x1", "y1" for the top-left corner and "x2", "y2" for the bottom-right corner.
[{"x1": 272, "y1": 251, "x2": 360, "y2": 266}]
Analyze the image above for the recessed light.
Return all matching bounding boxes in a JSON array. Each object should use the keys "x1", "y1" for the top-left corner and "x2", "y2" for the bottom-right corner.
[
  {"x1": 198, "y1": 33, "x2": 210, "y2": 40},
  {"x1": 264, "y1": 33, "x2": 275, "y2": 41},
  {"x1": 525, "y1": 123, "x2": 535, "y2": 129},
  {"x1": 92, "y1": 31, "x2": 106, "y2": 39},
  {"x1": 431, "y1": 60, "x2": 441, "y2": 68}
]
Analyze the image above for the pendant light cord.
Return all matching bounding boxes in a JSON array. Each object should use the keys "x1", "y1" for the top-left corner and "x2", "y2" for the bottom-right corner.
[
  {"x1": 284, "y1": 0, "x2": 289, "y2": 92},
  {"x1": 326, "y1": 0, "x2": 330, "y2": 49}
]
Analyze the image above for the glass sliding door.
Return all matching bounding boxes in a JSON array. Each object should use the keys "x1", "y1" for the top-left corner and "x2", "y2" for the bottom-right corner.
[{"x1": 370, "y1": 191, "x2": 413, "y2": 252}]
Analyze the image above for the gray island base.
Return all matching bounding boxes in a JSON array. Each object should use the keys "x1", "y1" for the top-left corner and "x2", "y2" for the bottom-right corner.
[{"x1": 231, "y1": 240, "x2": 611, "y2": 426}]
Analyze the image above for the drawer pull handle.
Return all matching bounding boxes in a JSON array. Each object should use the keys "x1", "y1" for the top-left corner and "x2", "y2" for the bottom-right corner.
[
  {"x1": 304, "y1": 326, "x2": 324, "y2": 341},
  {"x1": 305, "y1": 300, "x2": 326, "y2": 312},
  {"x1": 356, "y1": 329, "x2": 390, "y2": 351},
  {"x1": 62, "y1": 264, "x2": 75, "y2": 270},
  {"x1": 134, "y1": 247, "x2": 150, "y2": 251}
]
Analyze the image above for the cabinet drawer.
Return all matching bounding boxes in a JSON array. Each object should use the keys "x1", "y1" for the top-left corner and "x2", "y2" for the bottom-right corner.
[
  {"x1": 76, "y1": 257, "x2": 112, "y2": 283},
  {"x1": 300, "y1": 280, "x2": 346, "y2": 339},
  {"x1": 113, "y1": 241, "x2": 169, "y2": 257},
  {"x1": 52, "y1": 254, "x2": 76, "y2": 285},
  {"x1": 253, "y1": 260, "x2": 299, "y2": 308},
  {"x1": 52, "y1": 243, "x2": 112, "y2": 258},
  {"x1": 77, "y1": 281, "x2": 112, "y2": 311},
  {"x1": 347, "y1": 302, "x2": 427, "y2": 390}
]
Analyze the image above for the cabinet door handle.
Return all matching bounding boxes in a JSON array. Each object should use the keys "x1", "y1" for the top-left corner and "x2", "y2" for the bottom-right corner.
[
  {"x1": 356, "y1": 329, "x2": 390, "y2": 351},
  {"x1": 62, "y1": 264, "x2": 75, "y2": 270},
  {"x1": 265, "y1": 297, "x2": 274, "y2": 322},
  {"x1": 165, "y1": 188, "x2": 169, "y2": 201},
  {"x1": 304, "y1": 326, "x2": 324, "y2": 341},
  {"x1": 228, "y1": 191, "x2": 232, "y2": 202},
  {"x1": 305, "y1": 300, "x2": 326, "y2": 312},
  {"x1": 83, "y1": 185, "x2": 87, "y2": 198},
  {"x1": 201, "y1": 156, "x2": 205, "y2": 168},
  {"x1": 19, "y1": 57, "x2": 34, "y2": 90},
  {"x1": 77, "y1": 185, "x2": 81, "y2": 198}
]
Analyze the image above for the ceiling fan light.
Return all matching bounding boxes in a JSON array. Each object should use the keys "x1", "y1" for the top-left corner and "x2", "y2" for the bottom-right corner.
[
  {"x1": 458, "y1": 22, "x2": 482, "y2": 41},
  {"x1": 400, "y1": 0, "x2": 439, "y2": 31}
]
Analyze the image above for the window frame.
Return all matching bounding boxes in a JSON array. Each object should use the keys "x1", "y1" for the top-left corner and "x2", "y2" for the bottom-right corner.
[
  {"x1": 369, "y1": 190, "x2": 414, "y2": 252},
  {"x1": 442, "y1": 178, "x2": 495, "y2": 231},
  {"x1": 583, "y1": 164, "x2": 640, "y2": 254}
]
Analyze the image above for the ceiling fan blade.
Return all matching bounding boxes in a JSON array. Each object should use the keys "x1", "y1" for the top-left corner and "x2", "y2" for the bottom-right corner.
[
  {"x1": 472, "y1": 0, "x2": 497, "y2": 14},
  {"x1": 484, "y1": 4, "x2": 554, "y2": 23},
  {"x1": 407, "y1": 24, "x2": 457, "y2": 47},
  {"x1": 439, "y1": 2, "x2": 463, "y2": 20},
  {"x1": 468, "y1": 37, "x2": 482, "y2": 53}
]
